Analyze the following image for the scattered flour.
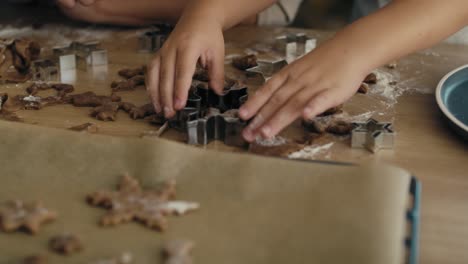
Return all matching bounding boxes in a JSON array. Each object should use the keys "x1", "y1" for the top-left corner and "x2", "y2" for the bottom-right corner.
[
  {"x1": 288, "y1": 142, "x2": 334, "y2": 160},
  {"x1": 369, "y1": 69, "x2": 403, "y2": 107},
  {"x1": 255, "y1": 136, "x2": 287, "y2": 147}
]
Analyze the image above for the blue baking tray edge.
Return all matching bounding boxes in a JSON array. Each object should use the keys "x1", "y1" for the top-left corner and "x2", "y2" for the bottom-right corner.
[{"x1": 407, "y1": 176, "x2": 421, "y2": 264}]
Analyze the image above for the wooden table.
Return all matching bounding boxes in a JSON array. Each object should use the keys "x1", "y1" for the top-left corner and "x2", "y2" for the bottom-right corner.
[{"x1": 1, "y1": 25, "x2": 467, "y2": 264}]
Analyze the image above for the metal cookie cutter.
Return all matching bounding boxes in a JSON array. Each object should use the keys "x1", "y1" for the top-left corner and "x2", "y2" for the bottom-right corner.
[
  {"x1": 351, "y1": 118, "x2": 395, "y2": 153},
  {"x1": 169, "y1": 83, "x2": 249, "y2": 147},
  {"x1": 53, "y1": 41, "x2": 108, "y2": 71},
  {"x1": 187, "y1": 108, "x2": 248, "y2": 147},
  {"x1": 53, "y1": 45, "x2": 76, "y2": 71},
  {"x1": 138, "y1": 24, "x2": 174, "y2": 53},
  {"x1": 194, "y1": 83, "x2": 248, "y2": 112},
  {"x1": 246, "y1": 59, "x2": 288, "y2": 85},
  {"x1": 168, "y1": 91, "x2": 202, "y2": 131},
  {"x1": 71, "y1": 41, "x2": 108, "y2": 67},
  {"x1": 274, "y1": 33, "x2": 317, "y2": 61},
  {"x1": 31, "y1": 59, "x2": 59, "y2": 82}
]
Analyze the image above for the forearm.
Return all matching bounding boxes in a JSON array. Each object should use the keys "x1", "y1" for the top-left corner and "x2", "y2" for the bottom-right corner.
[
  {"x1": 179, "y1": 0, "x2": 276, "y2": 30},
  {"x1": 58, "y1": 0, "x2": 187, "y2": 25},
  {"x1": 323, "y1": 0, "x2": 468, "y2": 74}
]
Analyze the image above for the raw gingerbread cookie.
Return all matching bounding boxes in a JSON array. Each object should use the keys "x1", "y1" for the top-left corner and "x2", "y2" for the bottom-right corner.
[
  {"x1": 16, "y1": 83, "x2": 75, "y2": 110},
  {"x1": 118, "y1": 66, "x2": 146, "y2": 79},
  {"x1": 0, "y1": 39, "x2": 40, "y2": 83},
  {"x1": 69, "y1": 92, "x2": 121, "y2": 107},
  {"x1": 91, "y1": 102, "x2": 120, "y2": 121},
  {"x1": 302, "y1": 118, "x2": 353, "y2": 136},
  {"x1": 22, "y1": 255, "x2": 48, "y2": 264},
  {"x1": 25, "y1": 83, "x2": 74, "y2": 97},
  {"x1": 325, "y1": 120, "x2": 354, "y2": 135},
  {"x1": 49, "y1": 233, "x2": 83, "y2": 255},
  {"x1": 363, "y1": 72, "x2": 377, "y2": 84},
  {"x1": 68, "y1": 122, "x2": 99, "y2": 133},
  {"x1": 111, "y1": 75, "x2": 145, "y2": 92},
  {"x1": 127, "y1": 103, "x2": 156, "y2": 120},
  {"x1": 232, "y1": 54, "x2": 258, "y2": 71},
  {"x1": 0, "y1": 200, "x2": 57, "y2": 234},
  {"x1": 87, "y1": 174, "x2": 200, "y2": 231},
  {"x1": 163, "y1": 240, "x2": 194, "y2": 264},
  {"x1": 11, "y1": 39, "x2": 41, "y2": 74}
]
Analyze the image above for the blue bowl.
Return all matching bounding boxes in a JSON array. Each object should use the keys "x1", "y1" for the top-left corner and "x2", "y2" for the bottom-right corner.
[{"x1": 436, "y1": 65, "x2": 468, "y2": 140}]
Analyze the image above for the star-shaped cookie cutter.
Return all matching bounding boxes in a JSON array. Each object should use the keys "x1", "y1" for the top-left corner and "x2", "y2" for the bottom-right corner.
[
  {"x1": 52, "y1": 41, "x2": 108, "y2": 71},
  {"x1": 138, "y1": 24, "x2": 174, "y2": 53},
  {"x1": 246, "y1": 59, "x2": 288, "y2": 85},
  {"x1": 169, "y1": 83, "x2": 249, "y2": 147},
  {"x1": 351, "y1": 118, "x2": 395, "y2": 153},
  {"x1": 31, "y1": 59, "x2": 59, "y2": 82},
  {"x1": 275, "y1": 32, "x2": 317, "y2": 61}
]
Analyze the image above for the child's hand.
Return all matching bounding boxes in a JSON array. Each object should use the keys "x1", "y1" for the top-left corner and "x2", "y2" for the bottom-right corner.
[
  {"x1": 57, "y1": 0, "x2": 96, "y2": 9},
  {"x1": 146, "y1": 17, "x2": 225, "y2": 118},
  {"x1": 239, "y1": 44, "x2": 368, "y2": 142}
]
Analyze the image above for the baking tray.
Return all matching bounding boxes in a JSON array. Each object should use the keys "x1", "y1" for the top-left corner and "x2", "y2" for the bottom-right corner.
[{"x1": 436, "y1": 64, "x2": 468, "y2": 140}]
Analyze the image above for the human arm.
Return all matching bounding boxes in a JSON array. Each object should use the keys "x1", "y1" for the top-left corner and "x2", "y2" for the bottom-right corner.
[
  {"x1": 146, "y1": 0, "x2": 276, "y2": 117},
  {"x1": 239, "y1": 0, "x2": 468, "y2": 141}
]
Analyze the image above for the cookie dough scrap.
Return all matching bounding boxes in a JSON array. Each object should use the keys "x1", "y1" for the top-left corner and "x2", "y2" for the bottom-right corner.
[
  {"x1": 91, "y1": 102, "x2": 121, "y2": 121},
  {"x1": 232, "y1": 54, "x2": 258, "y2": 71},
  {"x1": 111, "y1": 75, "x2": 145, "y2": 92},
  {"x1": 357, "y1": 82, "x2": 370, "y2": 94},
  {"x1": 363, "y1": 72, "x2": 377, "y2": 84},
  {"x1": 69, "y1": 92, "x2": 121, "y2": 108},
  {"x1": 0, "y1": 200, "x2": 57, "y2": 234},
  {"x1": 69, "y1": 122, "x2": 99, "y2": 133},
  {"x1": 303, "y1": 118, "x2": 354, "y2": 136},
  {"x1": 163, "y1": 240, "x2": 194, "y2": 264},
  {"x1": 49, "y1": 233, "x2": 83, "y2": 255},
  {"x1": 87, "y1": 174, "x2": 200, "y2": 231}
]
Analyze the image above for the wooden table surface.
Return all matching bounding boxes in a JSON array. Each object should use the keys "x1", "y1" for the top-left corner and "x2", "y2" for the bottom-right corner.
[{"x1": 1, "y1": 25, "x2": 467, "y2": 264}]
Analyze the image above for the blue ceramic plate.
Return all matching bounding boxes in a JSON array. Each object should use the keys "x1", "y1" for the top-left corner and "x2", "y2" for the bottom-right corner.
[{"x1": 436, "y1": 65, "x2": 468, "y2": 140}]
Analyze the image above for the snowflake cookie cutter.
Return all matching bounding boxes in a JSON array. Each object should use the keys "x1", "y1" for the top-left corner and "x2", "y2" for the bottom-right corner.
[
  {"x1": 274, "y1": 33, "x2": 317, "y2": 61},
  {"x1": 53, "y1": 41, "x2": 108, "y2": 71},
  {"x1": 246, "y1": 59, "x2": 288, "y2": 85},
  {"x1": 138, "y1": 24, "x2": 174, "y2": 53},
  {"x1": 186, "y1": 108, "x2": 248, "y2": 147},
  {"x1": 351, "y1": 118, "x2": 395, "y2": 153},
  {"x1": 169, "y1": 83, "x2": 249, "y2": 147}
]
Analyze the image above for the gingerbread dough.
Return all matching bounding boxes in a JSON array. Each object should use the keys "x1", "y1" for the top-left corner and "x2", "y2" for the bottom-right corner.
[{"x1": 232, "y1": 54, "x2": 258, "y2": 71}]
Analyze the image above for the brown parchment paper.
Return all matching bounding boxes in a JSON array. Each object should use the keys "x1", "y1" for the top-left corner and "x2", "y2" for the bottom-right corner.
[{"x1": 0, "y1": 120, "x2": 410, "y2": 264}]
